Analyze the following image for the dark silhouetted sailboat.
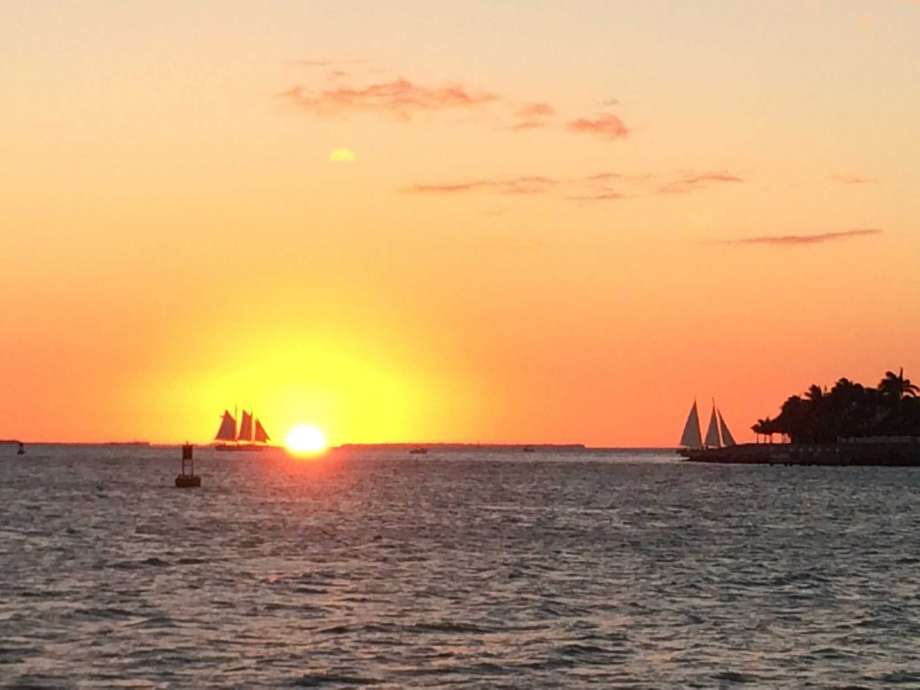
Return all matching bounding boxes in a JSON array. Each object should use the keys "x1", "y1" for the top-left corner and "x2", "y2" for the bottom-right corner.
[
  {"x1": 214, "y1": 409, "x2": 272, "y2": 451},
  {"x1": 678, "y1": 399, "x2": 735, "y2": 455}
]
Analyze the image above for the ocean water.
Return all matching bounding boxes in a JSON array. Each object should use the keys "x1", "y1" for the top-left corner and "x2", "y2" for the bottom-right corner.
[{"x1": 2, "y1": 445, "x2": 920, "y2": 688}]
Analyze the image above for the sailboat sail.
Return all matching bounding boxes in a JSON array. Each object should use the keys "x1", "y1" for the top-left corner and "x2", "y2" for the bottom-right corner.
[
  {"x1": 718, "y1": 411, "x2": 736, "y2": 447},
  {"x1": 704, "y1": 405, "x2": 722, "y2": 448},
  {"x1": 679, "y1": 402, "x2": 703, "y2": 449},
  {"x1": 214, "y1": 407, "x2": 272, "y2": 450},
  {"x1": 215, "y1": 411, "x2": 237, "y2": 441},
  {"x1": 238, "y1": 411, "x2": 254, "y2": 442}
]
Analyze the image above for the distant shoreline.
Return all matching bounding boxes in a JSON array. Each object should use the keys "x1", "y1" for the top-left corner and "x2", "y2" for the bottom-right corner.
[
  {"x1": 0, "y1": 440, "x2": 151, "y2": 447},
  {"x1": 2, "y1": 440, "x2": 682, "y2": 453},
  {"x1": 333, "y1": 443, "x2": 675, "y2": 452},
  {"x1": 336, "y1": 442, "x2": 587, "y2": 450}
]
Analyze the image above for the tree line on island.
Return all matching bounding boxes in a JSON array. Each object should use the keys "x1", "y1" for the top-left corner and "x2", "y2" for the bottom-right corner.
[{"x1": 752, "y1": 369, "x2": 919, "y2": 444}]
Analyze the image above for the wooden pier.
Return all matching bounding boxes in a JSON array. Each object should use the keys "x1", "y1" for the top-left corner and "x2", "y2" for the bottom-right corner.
[{"x1": 681, "y1": 439, "x2": 920, "y2": 466}]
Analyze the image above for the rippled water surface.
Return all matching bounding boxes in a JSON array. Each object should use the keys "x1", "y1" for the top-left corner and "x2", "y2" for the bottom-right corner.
[{"x1": 3, "y1": 445, "x2": 920, "y2": 688}]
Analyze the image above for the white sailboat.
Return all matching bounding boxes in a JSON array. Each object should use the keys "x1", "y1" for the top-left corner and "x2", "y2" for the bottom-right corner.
[
  {"x1": 215, "y1": 409, "x2": 272, "y2": 451},
  {"x1": 679, "y1": 399, "x2": 736, "y2": 453}
]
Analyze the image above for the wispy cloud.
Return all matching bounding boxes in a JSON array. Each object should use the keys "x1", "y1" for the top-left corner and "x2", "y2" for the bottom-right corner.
[
  {"x1": 281, "y1": 66, "x2": 635, "y2": 142},
  {"x1": 408, "y1": 181, "x2": 492, "y2": 194},
  {"x1": 567, "y1": 190, "x2": 625, "y2": 202},
  {"x1": 407, "y1": 174, "x2": 622, "y2": 199},
  {"x1": 566, "y1": 114, "x2": 630, "y2": 140},
  {"x1": 516, "y1": 102, "x2": 555, "y2": 118},
  {"x1": 833, "y1": 174, "x2": 877, "y2": 185},
  {"x1": 407, "y1": 169, "x2": 743, "y2": 204},
  {"x1": 279, "y1": 78, "x2": 498, "y2": 120},
  {"x1": 294, "y1": 58, "x2": 369, "y2": 68},
  {"x1": 508, "y1": 120, "x2": 549, "y2": 131},
  {"x1": 508, "y1": 102, "x2": 556, "y2": 131},
  {"x1": 658, "y1": 172, "x2": 744, "y2": 194},
  {"x1": 407, "y1": 176, "x2": 558, "y2": 196},
  {"x1": 721, "y1": 228, "x2": 883, "y2": 246},
  {"x1": 581, "y1": 172, "x2": 623, "y2": 182}
]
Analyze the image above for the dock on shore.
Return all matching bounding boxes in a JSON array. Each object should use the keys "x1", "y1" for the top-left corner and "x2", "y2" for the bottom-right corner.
[{"x1": 681, "y1": 439, "x2": 920, "y2": 466}]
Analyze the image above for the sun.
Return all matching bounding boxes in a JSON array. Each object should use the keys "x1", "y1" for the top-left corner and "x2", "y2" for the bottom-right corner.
[
  {"x1": 285, "y1": 424, "x2": 328, "y2": 455},
  {"x1": 329, "y1": 148, "x2": 356, "y2": 163}
]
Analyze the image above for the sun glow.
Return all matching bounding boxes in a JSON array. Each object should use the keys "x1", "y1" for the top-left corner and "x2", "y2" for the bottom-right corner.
[
  {"x1": 285, "y1": 424, "x2": 328, "y2": 455},
  {"x1": 329, "y1": 148, "x2": 356, "y2": 163}
]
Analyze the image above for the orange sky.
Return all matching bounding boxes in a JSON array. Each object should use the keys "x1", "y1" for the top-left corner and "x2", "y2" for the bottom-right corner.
[{"x1": 1, "y1": 1, "x2": 918, "y2": 446}]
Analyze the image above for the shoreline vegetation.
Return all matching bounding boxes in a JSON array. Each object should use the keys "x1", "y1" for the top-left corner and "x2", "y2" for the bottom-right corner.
[
  {"x1": 751, "y1": 368, "x2": 919, "y2": 444},
  {"x1": 685, "y1": 369, "x2": 920, "y2": 466}
]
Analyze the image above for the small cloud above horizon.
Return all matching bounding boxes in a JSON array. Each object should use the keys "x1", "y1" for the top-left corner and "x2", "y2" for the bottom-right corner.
[
  {"x1": 567, "y1": 190, "x2": 625, "y2": 202},
  {"x1": 405, "y1": 169, "x2": 742, "y2": 204},
  {"x1": 508, "y1": 102, "x2": 556, "y2": 131},
  {"x1": 566, "y1": 114, "x2": 630, "y2": 140},
  {"x1": 279, "y1": 66, "x2": 633, "y2": 144},
  {"x1": 833, "y1": 174, "x2": 877, "y2": 185},
  {"x1": 407, "y1": 176, "x2": 558, "y2": 196},
  {"x1": 293, "y1": 58, "x2": 369, "y2": 68},
  {"x1": 280, "y1": 78, "x2": 497, "y2": 121},
  {"x1": 717, "y1": 228, "x2": 883, "y2": 246},
  {"x1": 658, "y1": 172, "x2": 744, "y2": 195}
]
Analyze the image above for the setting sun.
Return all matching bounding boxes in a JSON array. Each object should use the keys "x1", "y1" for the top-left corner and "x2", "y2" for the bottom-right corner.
[{"x1": 285, "y1": 424, "x2": 328, "y2": 455}]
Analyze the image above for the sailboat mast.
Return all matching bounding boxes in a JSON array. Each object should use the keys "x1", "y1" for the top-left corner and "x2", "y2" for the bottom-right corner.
[{"x1": 715, "y1": 399, "x2": 722, "y2": 447}]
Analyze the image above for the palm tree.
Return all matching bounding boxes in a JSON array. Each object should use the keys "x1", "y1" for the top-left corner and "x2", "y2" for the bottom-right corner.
[
  {"x1": 775, "y1": 395, "x2": 813, "y2": 443},
  {"x1": 806, "y1": 384, "x2": 825, "y2": 402},
  {"x1": 831, "y1": 378, "x2": 863, "y2": 402},
  {"x1": 753, "y1": 369, "x2": 920, "y2": 444},
  {"x1": 751, "y1": 417, "x2": 775, "y2": 443},
  {"x1": 878, "y1": 368, "x2": 919, "y2": 402},
  {"x1": 903, "y1": 370, "x2": 919, "y2": 398}
]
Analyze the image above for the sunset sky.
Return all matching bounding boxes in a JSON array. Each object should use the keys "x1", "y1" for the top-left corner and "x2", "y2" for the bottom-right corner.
[{"x1": 2, "y1": 1, "x2": 918, "y2": 446}]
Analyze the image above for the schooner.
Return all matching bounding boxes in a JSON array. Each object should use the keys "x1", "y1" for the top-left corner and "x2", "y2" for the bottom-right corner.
[
  {"x1": 679, "y1": 399, "x2": 736, "y2": 453},
  {"x1": 214, "y1": 409, "x2": 272, "y2": 451}
]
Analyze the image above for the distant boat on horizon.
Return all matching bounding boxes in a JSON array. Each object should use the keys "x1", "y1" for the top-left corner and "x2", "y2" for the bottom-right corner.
[
  {"x1": 214, "y1": 409, "x2": 272, "y2": 451},
  {"x1": 679, "y1": 399, "x2": 736, "y2": 452}
]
